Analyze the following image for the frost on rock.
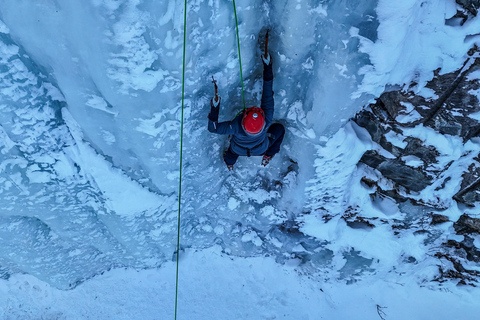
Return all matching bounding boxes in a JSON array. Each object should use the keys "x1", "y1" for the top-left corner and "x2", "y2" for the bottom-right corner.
[{"x1": 305, "y1": 51, "x2": 480, "y2": 287}]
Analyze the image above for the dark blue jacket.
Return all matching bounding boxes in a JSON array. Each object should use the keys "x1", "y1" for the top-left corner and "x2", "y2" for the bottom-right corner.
[{"x1": 208, "y1": 65, "x2": 274, "y2": 156}]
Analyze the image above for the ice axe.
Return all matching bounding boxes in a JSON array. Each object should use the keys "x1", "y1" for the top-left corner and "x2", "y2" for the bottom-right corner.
[
  {"x1": 264, "y1": 29, "x2": 269, "y2": 57},
  {"x1": 212, "y1": 76, "x2": 219, "y2": 102}
]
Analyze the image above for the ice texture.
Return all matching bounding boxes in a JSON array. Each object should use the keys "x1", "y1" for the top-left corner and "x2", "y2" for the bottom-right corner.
[
  {"x1": 0, "y1": 0, "x2": 383, "y2": 289},
  {"x1": 0, "y1": 0, "x2": 477, "y2": 303}
]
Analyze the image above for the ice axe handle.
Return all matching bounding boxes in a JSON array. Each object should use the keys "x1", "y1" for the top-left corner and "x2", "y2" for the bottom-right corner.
[
  {"x1": 264, "y1": 29, "x2": 269, "y2": 57},
  {"x1": 212, "y1": 76, "x2": 218, "y2": 102}
]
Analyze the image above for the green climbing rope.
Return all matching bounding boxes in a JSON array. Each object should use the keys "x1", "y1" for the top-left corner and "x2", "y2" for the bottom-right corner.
[
  {"x1": 174, "y1": 2, "x2": 246, "y2": 318},
  {"x1": 232, "y1": 0, "x2": 246, "y2": 110},
  {"x1": 175, "y1": 0, "x2": 187, "y2": 319}
]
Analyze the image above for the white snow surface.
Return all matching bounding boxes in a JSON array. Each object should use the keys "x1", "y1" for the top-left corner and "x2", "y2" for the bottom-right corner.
[
  {"x1": 2, "y1": 247, "x2": 480, "y2": 320},
  {"x1": 0, "y1": 0, "x2": 479, "y2": 319}
]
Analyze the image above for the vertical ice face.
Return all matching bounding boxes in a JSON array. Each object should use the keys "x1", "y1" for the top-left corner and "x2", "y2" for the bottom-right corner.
[
  {"x1": 270, "y1": 0, "x2": 380, "y2": 137},
  {"x1": 0, "y1": 26, "x2": 119, "y2": 289},
  {"x1": 0, "y1": 0, "x2": 383, "y2": 289}
]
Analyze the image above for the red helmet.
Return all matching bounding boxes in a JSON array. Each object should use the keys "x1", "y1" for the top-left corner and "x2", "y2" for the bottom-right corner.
[{"x1": 242, "y1": 107, "x2": 265, "y2": 134}]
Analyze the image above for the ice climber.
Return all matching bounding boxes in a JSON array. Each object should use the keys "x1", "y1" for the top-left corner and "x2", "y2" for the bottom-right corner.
[{"x1": 207, "y1": 52, "x2": 285, "y2": 171}]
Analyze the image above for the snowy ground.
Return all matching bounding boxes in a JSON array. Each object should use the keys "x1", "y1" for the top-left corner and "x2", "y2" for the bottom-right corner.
[
  {"x1": 1, "y1": 0, "x2": 480, "y2": 319},
  {"x1": 2, "y1": 247, "x2": 480, "y2": 320}
]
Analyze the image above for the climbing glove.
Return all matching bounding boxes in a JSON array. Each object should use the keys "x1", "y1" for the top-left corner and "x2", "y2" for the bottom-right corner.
[
  {"x1": 262, "y1": 53, "x2": 271, "y2": 66},
  {"x1": 211, "y1": 96, "x2": 221, "y2": 108}
]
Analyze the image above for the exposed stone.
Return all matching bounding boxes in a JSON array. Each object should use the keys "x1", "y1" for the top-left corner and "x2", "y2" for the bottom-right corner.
[
  {"x1": 434, "y1": 252, "x2": 480, "y2": 286},
  {"x1": 430, "y1": 113, "x2": 463, "y2": 136},
  {"x1": 445, "y1": 236, "x2": 480, "y2": 263},
  {"x1": 402, "y1": 137, "x2": 439, "y2": 166},
  {"x1": 342, "y1": 206, "x2": 376, "y2": 229},
  {"x1": 360, "y1": 177, "x2": 377, "y2": 188},
  {"x1": 431, "y1": 214, "x2": 450, "y2": 225},
  {"x1": 354, "y1": 110, "x2": 384, "y2": 141},
  {"x1": 453, "y1": 214, "x2": 480, "y2": 235},
  {"x1": 378, "y1": 91, "x2": 405, "y2": 119},
  {"x1": 353, "y1": 110, "x2": 403, "y2": 157},
  {"x1": 454, "y1": 154, "x2": 480, "y2": 206},
  {"x1": 457, "y1": 0, "x2": 480, "y2": 16},
  {"x1": 414, "y1": 229, "x2": 430, "y2": 235},
  {"x1": 360, "y1": 150, "x2": 432, "y2": 192},
  {"x1": 410, "y1": 57, "x2": 480, "y2": 141},
  {"x1": 355, "y1": 54, "x2": 480, "y2": 207},
  {"x1": 347, "y1": 50, "x2": 480, "y2": 285},
  {"x1": 454, "y1": 183, "x2": 480, "y2": 206},
  {"x1": 376, "y1": 188, "x2": 410, "y2": 203},
  {"x1": 345, "y1": 217, "x2": 376, "y2": 229}
]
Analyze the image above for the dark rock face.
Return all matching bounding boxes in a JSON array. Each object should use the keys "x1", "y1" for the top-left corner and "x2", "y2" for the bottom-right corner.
[
  {"x1": 454, "y1": 155, "x2": 480, "y2": 206},
  {"x1": 457, "y1": 0, "x2": 480, "y2": 16},
  {"x1": 342, "y1": 206, "x2": 376, "y2": 229},
  {"x1": 446, "y1": 236, "x2": 480, "y2": 263},
  {"x1": 422, "y1": 63, "x2": 480, "y2": 140},
  {"x1": 454, "y1": 214, "x2": 480, "y2": 235},
  {"x1": 360, "y1": 150, "x2": 432, "y2": 192},
  {"x1": 431, "y1": 214, "x2": 450, "y2": 225},
  {"x1": 436, "y1": 235, "x2": 480, "y2": 286},
  {"x1": 312, "y1": 47, "x2": 480, "y2": 286},
  {"x1": 350, "y1": 51, "x2": 480, "y2": 285},
  {"x1": 378, "y1": 91, "x2": 404, "y2": 120},
  {"x1": 354, "y1": 53, "x2": 480, "y2": 206}
]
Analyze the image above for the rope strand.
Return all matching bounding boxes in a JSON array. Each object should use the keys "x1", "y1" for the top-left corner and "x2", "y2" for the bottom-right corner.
[
  {"x1": 175, "y1": 0, "x2": 187, "y2": 318},
  {"x1": 175, "y1": 2, "x2": 245, "y2": 318},
  {"x1": 232, "y1": 0, "x2": 246, "y2": 110}
]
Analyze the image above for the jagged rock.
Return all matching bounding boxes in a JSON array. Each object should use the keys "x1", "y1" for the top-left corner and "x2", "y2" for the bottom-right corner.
[
  {"x1": 366, "y1": 57, "x2": 480, "y2": 141},
  {"x1": 430, "y1": 113, "x2": 463, "y2": 136},
  {"x1": 355, "y1": 55, "x2": 480, "y2": 205},
  {"x1": 354, "y1": 110, "x2": 387, "y2": 142},
  {"x1": 345, "y1": 217, "x2": 375, "y2": 229},
  {"x1": 342, "y1": 206, "x2": 376, "y2": 229},
  {"x1": 376, "y1": 188, "x2": 410, "y2": 203},
  {"x1": 457, "y1": 0, "x2": 480, "y2": 16},
  {"x1": 454, "y1": 154, "x2": 480, "y2": 206},
  {"x1": 434, "y1": 252, "x2": 480, "y2": 286},
  {"x1": 431, "y1": 214, "x2": 450, "y2": 225},
  {"x1": 453, "y1": 213, "x2": 480, "y2": 235},
  {"x1": 354, "y1": 110, "x2": 403, "y2": 157},
  {"x1": 367, "y1": 55, "x2": 480, "y2": 142},
  {"x1": 402, "y1": 137, "x2": 439, "y2": 166},
  {"x1": 378, "y1": 91, "x2": 405, "y2": 119},
  {"x1": 454, "y1": 188, "x2": 480, "y2": 206},
  {"x1": 360, "y1": 177, "x2": 377, "y2": 188},
  {"x1": 360, "y1": 150, "x2": 432, "y2": 192},
  {"x1": 446, "y1": 236, "x2": 480, "y2": 263},
  {"x1": 422, "y1": 59, "x2": 480, "y2": 140}
]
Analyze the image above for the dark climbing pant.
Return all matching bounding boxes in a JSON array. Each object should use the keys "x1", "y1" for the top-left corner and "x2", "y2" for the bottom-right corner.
[
  {"x1": 223, "y1": 123, "x2": 285, "y2": 166},
  {"x1": 265, "y1": 123, "x2": 285, "y2": 156}
]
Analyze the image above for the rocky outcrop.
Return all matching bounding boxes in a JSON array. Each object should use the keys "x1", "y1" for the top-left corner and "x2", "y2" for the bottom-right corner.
[
  {"x1": 454, "y1": 213, "x2": 480, "y2": 235},
  {"x1": 449, "y1": 1, "x2": 480, "y2": 25},
  {"x1": 354, "y1": 51, "x2": 480, "y2": 206},
  {"x1": 351, "y1": 49, "x2": 480, "y2": 285},
  {"x1": 435, "y1": 234, "x2": 480, "y2": 286},
  {"x1": 431, "y1": 213, "x2": 450, "y2": 225},
  {"x1": 360, "y1": 150, "x2": 432, "y2": 192},
  {"x1": 453, "y1": 155, "x2": 480, "y2": 205},
  {"x1": 446, "y1": 236, "x2": 480, "y2": 263},
  {"x1": 457, "y1": 0, "x2": 480, "y2": 16}
]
